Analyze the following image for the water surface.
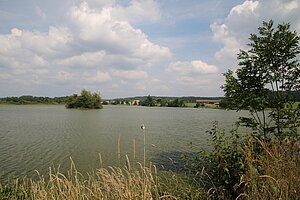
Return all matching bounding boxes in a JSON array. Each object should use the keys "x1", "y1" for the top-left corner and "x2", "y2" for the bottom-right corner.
[{"x1": 0, "y1": 105, "x2": 248, "y2": 181}]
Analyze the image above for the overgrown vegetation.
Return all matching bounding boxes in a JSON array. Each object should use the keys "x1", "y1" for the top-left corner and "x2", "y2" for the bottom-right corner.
[
  {"x1": 223, "y1": 20, "x2": 300, "y2": 140},
  {"x1": 240, "y1": 137, "x2": 300, "y2": 200},
  {"x1": 0, "y1": 160, "x2": 209, "y2": 200},
  {"x1": 184, "y1": 20, "x2": 300, "y2": 199},
  {"x1": 65, "y1": 89, "x2": 103, "y2": 109}
]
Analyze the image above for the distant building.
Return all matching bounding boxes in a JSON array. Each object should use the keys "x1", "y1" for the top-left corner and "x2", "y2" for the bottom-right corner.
[
  {"x1": 132, "y1": 100, "x2": 141, "y2": 105},
  {"x1": 196, "y1": 99, "x2": 221, "y2": 105}
]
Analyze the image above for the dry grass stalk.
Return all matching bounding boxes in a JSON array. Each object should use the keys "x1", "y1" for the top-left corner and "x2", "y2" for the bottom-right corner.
[
  {"x1": 1, "y1": 159, "x2": 185, "y2": 200},
  {"x1": 240, "y1": 137, "x2": 300, "y2": 200},
  {"x1": 133, "y1": 139, "x2": 136, "y2": 160},
  {"x1": 118, "y1": 135, "x2": 121, "y2": 160}
]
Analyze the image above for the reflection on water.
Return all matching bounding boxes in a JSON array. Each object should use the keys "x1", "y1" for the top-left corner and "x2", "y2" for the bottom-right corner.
[{"x1": 0, "y1": 105, "x2": 248, "y2": 181}]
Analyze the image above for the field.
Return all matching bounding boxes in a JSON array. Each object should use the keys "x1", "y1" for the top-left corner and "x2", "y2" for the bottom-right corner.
[{"x1": 185, "y1": 102, "x2": 219, "y2": 109}]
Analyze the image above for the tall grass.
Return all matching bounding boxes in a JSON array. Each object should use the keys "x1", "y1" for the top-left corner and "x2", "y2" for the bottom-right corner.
[
  {"x1": 238, "y1": 137, "x2": 300, "y2": 200},
  {"x1": 0, "y1": 158, "x2": 208, "y2": 199}
]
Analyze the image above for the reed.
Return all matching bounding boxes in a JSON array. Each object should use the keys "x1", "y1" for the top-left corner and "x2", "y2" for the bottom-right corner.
[
  {"x1": 0, "y1": 158, "x2": 207, "y2": 200},
  {"x1": 118, "y1": 135, "x2": 121, "y2": 160},
  {"x1": 238, "y1": 137, "x2": 300, "y2": 200},
  {"x1": 133, "y1": 139, "x2": 136, "y2": 160}
]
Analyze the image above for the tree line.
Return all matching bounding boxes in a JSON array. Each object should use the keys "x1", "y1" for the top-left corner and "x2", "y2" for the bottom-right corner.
[{"x1": 0, "y1": 96, "x2": 68, "y2": 105}]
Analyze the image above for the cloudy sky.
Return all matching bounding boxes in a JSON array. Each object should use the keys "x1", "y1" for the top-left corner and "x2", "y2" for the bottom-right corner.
[{"x1": 0, "y1": 0, "x2": 300, "y2": 98}]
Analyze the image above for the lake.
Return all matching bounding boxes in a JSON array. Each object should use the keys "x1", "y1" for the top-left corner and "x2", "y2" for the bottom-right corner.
[{"x1": 0, "y1": 105, "x2": 248, "y2": 181}]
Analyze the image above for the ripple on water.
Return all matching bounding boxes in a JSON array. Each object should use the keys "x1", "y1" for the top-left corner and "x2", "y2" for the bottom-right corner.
[{"x1": 0, "y1": 105, "x2": 246, "y2": 182}]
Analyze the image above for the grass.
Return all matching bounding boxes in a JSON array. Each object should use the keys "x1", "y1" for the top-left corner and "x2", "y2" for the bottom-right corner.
[
  {"x1": 185, "y1": 103, "x2": 219, "y2": 109},
  {"x1": 185, "y1": 103, "x2": 197, "y2": 108},
  {"x1": 292, "y1": 101, "x2": 300, "y2": 109},
  {"x1": 0, "y1": 159, "x2": 208, "y2": 200},
  {"x1": 238, "y1": 137, "x2": 300, "y2": 200}
]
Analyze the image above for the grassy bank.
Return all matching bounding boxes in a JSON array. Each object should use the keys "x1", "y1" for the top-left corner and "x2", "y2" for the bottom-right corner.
[
  {"x1": 1, "y1": 137, "x2": 299, "y2": 200},
  {"x1": 0, "y1": 161, "x2": 206, "y2": 200}
]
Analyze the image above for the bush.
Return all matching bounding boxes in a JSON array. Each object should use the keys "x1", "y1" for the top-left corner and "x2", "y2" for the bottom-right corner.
[
  {"x1": 184, "y1": 122, "x2": 246, "y2": 199},
  {"x1": 66, "y1": 90, "x2": 103, "y2": 109}
]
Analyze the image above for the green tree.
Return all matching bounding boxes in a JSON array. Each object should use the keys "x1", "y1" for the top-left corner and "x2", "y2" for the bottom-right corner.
[
  {"x1": 65, "y1": 90, "x2": 103, "y2": 109},
  {"x1": 222, "y1": 20, "x2": 300, "y2": 140},
  {"x1": 186, "y1": 21, "x2": 300, "y2": 199},
  {"x1": 141, "y1": 95, "x2": 156, "y2": 106},
  {"x1": 167, "y1": 98, "x2": 185, "y2": 107}
]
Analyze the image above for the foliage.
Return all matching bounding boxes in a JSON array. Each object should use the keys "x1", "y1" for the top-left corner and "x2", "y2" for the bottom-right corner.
[
  {"x1": 0, "y1": 96, "x2": 68, "y2": 105},
  {"x1": 219, "y1": 98, "x2": 228, "y2": 109},
  {"x1": 140, "y1": 95, "x2": 156, "y2": 106},
  {"x1": 156, "y1": 98, "x2": 167, "y2": 107},
  {"x1": 106, "y1": 96, "x2": 222, "y2": 105},
  {"x1": 0, "y1": 177, "x2": 30, "y2": 200},
  {"x1": 167, "y1": 98, "x2": 185, "y2": 107},
  {"x1": 184, "y1": 20, "x2": 300, "y2": 200},
  {"x1": 194, "y1": 102, "x2": 205, "y2": 108},
  {"x1": 65, "y1": 89, "x2": 103, "y2": 109},
  {"x1": 183, "y1": 122, "x2": 246, "y2": 199},
  {"x1": 240, "y1": 137, "x2": 300, "y2": 200},
  {"x1": 222, "y1": 20, "x2": 300, "y2": 140}
]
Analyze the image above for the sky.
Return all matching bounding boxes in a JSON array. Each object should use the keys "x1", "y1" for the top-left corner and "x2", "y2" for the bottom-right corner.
[{"x1": 0, "y1": 0, "x2": 300, "y2": 98}]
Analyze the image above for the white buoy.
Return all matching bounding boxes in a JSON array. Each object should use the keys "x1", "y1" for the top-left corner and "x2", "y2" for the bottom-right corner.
[{"x1": 140, "y1": 124, "x2": 145, "y2": 130}]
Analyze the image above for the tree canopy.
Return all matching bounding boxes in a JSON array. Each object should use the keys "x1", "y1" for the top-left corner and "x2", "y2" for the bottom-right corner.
[
  {"x1": 0, "y1": 96, "x2": 68, "y2": 105},
  {"x1": 65, "y1": 90, "x2": 103, "y2": 109},
  {"x1": 186, "y1": 20, "x2": 300, "y2": 199},
  {"x1": 222, "y1": 20, "x2": 300, "y2": 139},
  {"x1": 140, "y1": 95, "x2": 156, "y2": 107}
]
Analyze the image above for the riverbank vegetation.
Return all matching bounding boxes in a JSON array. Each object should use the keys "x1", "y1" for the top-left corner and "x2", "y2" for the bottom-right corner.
[
  {"x1": 183, "y1": 20, "x2": 300, "y2": 199},
  {"x1": 65, "y1": 90, "x2": 103, "y2": 109},
  {"x1": 1, "y1": 137, "x2": 298, "y2": 200},
  {"x1": 0, "y1": 96, "x2": 68, "y2": 105}
]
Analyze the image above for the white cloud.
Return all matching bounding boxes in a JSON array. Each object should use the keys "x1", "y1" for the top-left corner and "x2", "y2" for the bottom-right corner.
[
  {"x1": 35, "y1": 6, "x2": 47, "y2": 20},
  {"x1": 167, "y1": 60, "x2": 218, "y2": 75},
  {"x1": 0, "y1": 26, "x2": 72, "y2": 75},
  {"x1": 0, "y1": 73, "x2": 11, "y2": 79},
  {"x1": 211, "y1": 0, "x2": 300, "y2": 67},
  {"x1": 166, "y1": 60, "x2": 223, "y2": 91},
  {"x1": 56, "y1": 71, "x2": 73, "y2": 81},
  {"x1": 88, "y1": 71, "x2": 112, "y2": 83},
  {"x1": 177, "y1": 76, "x2": 214, "y2": 86},
  {"x1": 14, "y1": 78, "x2": 47, "y2": 86},
  {"x1": 57, "y1": 51, "x2": 107, "y2": 67},
  {"x1": 0, "y1": 0, "x2": 170, "y2": 71},
  {"x1": 284, "y1": 1, "x2": 300, "y2": 10},
  {"x1": 68, "y1": 2, "x2": 171, "y2": 61},
  {"x1": 121, "y1": 80, "x2": 128, "y2": 85},
  {"x1": 74, "y1": 0, "x2": 116, "y2": 9},
  {"x1": 110, "y1": 83, "x2": 120, "y2": 88},
  {"x1": 135, "y1": 84, "x2": 146, "y2": 91},
  {"x1": 0, "y1": 0, "x2": 172, "y2": 98},
  {"x1": 165, "y1": 60, "x2": 220, "y2": 90},
  {"x1": 111, "y1": 69, "x2": 148, "y2": 79},
  {"x1": 229, "y1": 0, "x2": 259, "y2": 15},
  {"x1": 111, "y1": 0, "x2": 161, "y2": 23},
  {"x1": 34, "y1": 69, "x2": 49, "y2": 74}
]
